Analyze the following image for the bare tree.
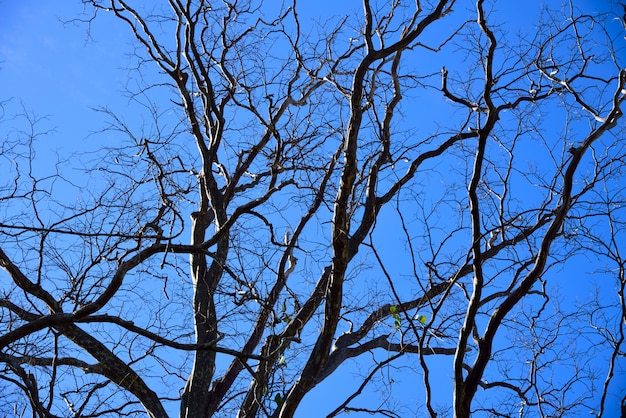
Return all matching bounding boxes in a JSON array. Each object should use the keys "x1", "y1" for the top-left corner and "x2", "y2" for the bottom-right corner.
[{"x1": 1, "y1": 0, "x2": 625, "y2": 417}]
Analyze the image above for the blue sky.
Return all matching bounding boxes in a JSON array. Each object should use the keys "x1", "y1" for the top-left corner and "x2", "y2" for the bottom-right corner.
[
  {"x1": 1, "y1": 0, "x2": 618, "y2": 156},
  {"x1": 1, "y1": 1, "x2": 625, "y2": 417}
]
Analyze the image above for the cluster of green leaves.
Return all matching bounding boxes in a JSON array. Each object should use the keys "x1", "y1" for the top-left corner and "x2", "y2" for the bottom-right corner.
[{"x1": 389, "y1": 306, "x2": 428, "y2": 330}]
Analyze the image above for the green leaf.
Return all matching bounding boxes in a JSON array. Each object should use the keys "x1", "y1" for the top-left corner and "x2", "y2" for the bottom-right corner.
[
  {"x1": 417, "y1": 314, "x2": 427, "y2": 324},
  {"x1": 274, "y1": 393, "x2": 283, "y2": 406},
  {"x1": 390, "y1": 306, "x2": 403, "y2": 329}
]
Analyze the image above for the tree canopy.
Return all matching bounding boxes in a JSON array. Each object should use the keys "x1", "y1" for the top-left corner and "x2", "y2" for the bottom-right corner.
[{"x1": 1, "y1": 0, "x2": 625, "y2": 417}]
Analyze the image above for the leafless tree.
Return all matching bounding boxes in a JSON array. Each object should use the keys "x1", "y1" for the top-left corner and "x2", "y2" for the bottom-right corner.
[{"x1": 1, "y1": 0, "x2": 625, "y2": 417}]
